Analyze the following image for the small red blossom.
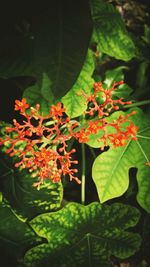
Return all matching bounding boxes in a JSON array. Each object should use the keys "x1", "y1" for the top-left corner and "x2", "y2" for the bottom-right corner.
[
  {"x1": 126, "y1": 123, "x2": 138, "y2": 138},
  {"x1": 15, "y1": 98, "x2": 29, "y2": 113},
  {"x1": 75, "y1": 128, "x2": 89, "y2": 143},
  {"x1": 87, "y1": 120, "x2": 102, "y2": 134},
  {"x1": 111, "y1": 134, "x2": 127, "y2": 147},
  {"x1": 50, "y1": 102, "x2": 65, "y2": 118}
]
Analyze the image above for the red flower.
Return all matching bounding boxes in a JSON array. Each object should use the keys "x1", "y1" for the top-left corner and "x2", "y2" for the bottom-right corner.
[
  {"x1": 87, "y1": 120, "x2": 101, "y2": 134},
  {"x1": 34, "y1": 148, "x2": 55, "y2": 163},
  {"x1": 111, "y1": 134, "x2": 127, "y2": 147},
  {"x1": 75, "y1": 128, "x2": 89, "y2": 143},
  {"x1": 15, "y1": 98, "x2": 29, "y2": 113},
  {"x1": 126, "y1": 123, "x2": 138, "y2": 138},
  {"x1": 50, "y1": 102, "x2": 65, "y2": 117}
]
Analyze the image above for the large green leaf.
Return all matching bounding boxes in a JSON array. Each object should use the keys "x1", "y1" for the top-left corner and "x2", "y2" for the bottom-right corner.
[
  {"x1": 90, "y1": 0, "x2": 136, "y2": 61},
  {"x1": 0, "y1": 157, "x2": 63, "y2": 221},
  {"x1": 24, "y1": 202, "x2": 141, "y2": 267},
  {"x1": 0, "y1": 204, "x2": 41, "y2": 267},
  {"x1": 61, "y1": 49, "x2": 95, "y2": 118},
  {"x1": 23, "y1": 73, "x2": 54, "y2": 114},
  {"x1": 0, "y1": 121, "x2": 63, "y2": 220},
  {"x1": 0, "y1": 1, "x2": 92, "y2": 100},
  {"x1": 92, "y1": 108, "x2": 150, "y2": 212}
]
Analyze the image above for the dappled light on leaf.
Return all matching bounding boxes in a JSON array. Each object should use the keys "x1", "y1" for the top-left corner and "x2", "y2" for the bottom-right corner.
[{"x1": 24, "y1": 202, "x2": 141, "y2": 267}]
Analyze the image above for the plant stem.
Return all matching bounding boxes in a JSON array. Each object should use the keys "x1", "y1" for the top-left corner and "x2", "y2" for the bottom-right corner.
[
  {"x1": 66, "y1": 137, "x2": 75, "y2": 152},
  {"x1": 81, "y1": 143, "x2": 86, "y2": 205},
  {"x1": 124, "y1": 100, "x2": 150, "y2": 108}
]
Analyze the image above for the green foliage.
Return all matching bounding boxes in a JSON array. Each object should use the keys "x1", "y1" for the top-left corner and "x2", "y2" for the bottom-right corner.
[
  {"x1": 62, "y1": 63, "x2": 132, "y2": 119},
  {"x1": 0, "y1": 121, "x2": 63, "y2": 220},
  {"x1": 0, "y1": 1, "x2": 150, "y2": 266},
  {"x1": 62, "y1": 49, "x2": 95, "y2": 118},
  {"x1": 0, "y1": 192, "x2": 2, "y2": 203},
  {"x1": 142, "y1": 214, "x2": 150, "y2": 263},
  {"x1": 24, "y1": 202, "x2": 141, "y2": 267},
  {"x1": 90, "y1": 0, "x2": 136, "y2": 61},
  {"x1": 0, "y1": 1, "x2": 92, "y2": 100},
  {"x1": 103, "y1": 66, "x2": 133, "y2": 98},
  {"x1": 0, "y1": 157, "x2": 63, "y2": 221},
  {"x1": 92, "y1": 108, "x2": 150, "y2": 212},
  {"x1": 0, "y1": 205, "x2": 42, "y2": 266},
  {"x1": 23, "y1": 73, "x2": 55, "y2": 114},
  {"x1": 93, "y1": 66, "x2": 133, "y2": 116}
]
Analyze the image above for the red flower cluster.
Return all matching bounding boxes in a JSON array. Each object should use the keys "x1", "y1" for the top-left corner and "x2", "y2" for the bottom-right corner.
[
  {"x1": 0, "y1": 81, "x2": 139, "y2": 188},
  {"x1": 78, "y1": 80, "x2": 132, "y2": 117},
  {"x1": 74, "y1": 81, "x2": 138, "y2": 149},
  {"x1": 0, "y1": 100, "x2": 80, "y2": 188}
]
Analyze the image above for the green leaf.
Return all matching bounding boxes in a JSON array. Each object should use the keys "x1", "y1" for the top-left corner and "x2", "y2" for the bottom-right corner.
[
  {"x1": 104, "y1": 67, "x2": 125, "y2": 87},
  {"x1": 92, "y1": 108, "x2": 150, "y2": 212},
  {"x1": 0, "y1": 1, "x2": 92, "y2": 99},
  {"x1": 0, "y1": 192, "x2": 2, "y2": 203},
  {"x1": 86, "y1": 128, "x2": 105, "y2": 148},
  {"x1": 93, "y1": 66, "x2": 133, "y2": 101},
  {"x1": 62, "y1": 49, "x2": 95, "y2": 118},
  {"x1": 103, "y1": 66, "x2": 133, "y2": 98},
  {"x1": 0, "y1": 204, "x2": 41, "y2": 266},
  {"x1": 112, "y1": 83, "x2": 133, "y2": 99},
  {"x1": 0, "y1": 158, "x2": 63, "y2": 221},
  {"x1": 0, "y1": 121, "x2": 63, "y2": 220},
  {"x1": 24, "y1": 202, "x2": 141, "y2": 267},
  {"x1": 23, "y1": 73, "x2": 55, "y2": 114},
  {"x1": 90, "y1": 0, "x2": 136, "y2": 61}
]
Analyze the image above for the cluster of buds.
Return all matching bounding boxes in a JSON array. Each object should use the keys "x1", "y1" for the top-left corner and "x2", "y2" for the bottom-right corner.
[
  {"x1": 0, "y1": 99, "x2": 80, "y2": 188},
  {"x1": 75, "y1": 81, "x2": 138, "y2": 149},
  {"x1": 0, "y1": 81, "x2": 139, "y2": 188}
]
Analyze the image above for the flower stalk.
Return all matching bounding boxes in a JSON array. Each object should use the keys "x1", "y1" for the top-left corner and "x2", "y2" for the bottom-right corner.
[
  {"x1": 81, "y1": 143, "x2": 86, "y2": 205},
  {"x1": 124, "y1": 100, "x2": 150, "y2": 108}
]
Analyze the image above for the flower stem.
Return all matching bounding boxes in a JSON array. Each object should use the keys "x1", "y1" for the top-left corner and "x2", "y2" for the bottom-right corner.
[
  {"x1": 124, "y1": 100, "x2": 150, "y2": 108},
  {"x1": 81, "y1": 143, "x2": 86, "y2": 205}
]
